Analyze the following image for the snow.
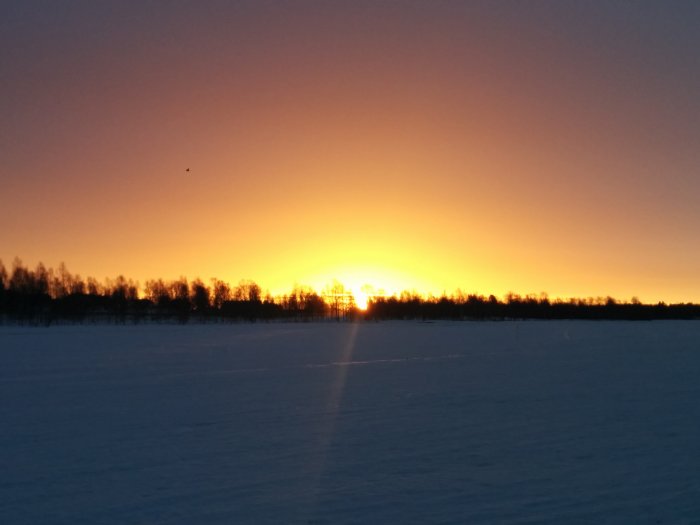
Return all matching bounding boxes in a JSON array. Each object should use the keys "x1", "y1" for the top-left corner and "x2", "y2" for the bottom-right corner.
[{"x1": 2, "y1": 321, "x2": 700, "y2": 524}]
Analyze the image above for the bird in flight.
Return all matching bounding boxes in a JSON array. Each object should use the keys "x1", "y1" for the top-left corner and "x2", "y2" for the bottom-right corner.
[{"x1": 185, "y1": 168, "x2": 190, "y2": 172}]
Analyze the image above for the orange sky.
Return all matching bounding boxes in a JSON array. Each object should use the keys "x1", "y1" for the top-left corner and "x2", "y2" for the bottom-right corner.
[{"x1": 2, "y1": 2, "x2": 699, "y2": 302}]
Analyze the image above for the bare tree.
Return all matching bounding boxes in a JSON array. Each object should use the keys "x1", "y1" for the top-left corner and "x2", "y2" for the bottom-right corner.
[
  {"x1": 50, "y1": 262, "x2": 74, "y2": 299},
  {"x1": 170, "y1": 278, "x2": 189, "y2": 303},
  {"x1": 86, "y1": 277, "x2": 102, "y2": 296},
  {"x1": 34, "y1": 262, "x2": 50, "y2": 296},
  {"x1": 210, "y1": 279, "x2": 231, "y2": 310},
  {"x1": 234, "y1": 279, "x2": 261, "y2": 302},
  {"x1": 190, "y1": 279, "x2": 211, "y2": 312},
  {"x1": 9, "y1": 258, "x2": 31, "y2": 293},
  {"x1": 0, "y1": 260, "x2": 6, "y2": 304},
  {"x1": 323, "y1": 280, "x2": 352, "y2": 320},
  {"x1": 145, "y1": 279, "x2": 170, "y2": 306}
]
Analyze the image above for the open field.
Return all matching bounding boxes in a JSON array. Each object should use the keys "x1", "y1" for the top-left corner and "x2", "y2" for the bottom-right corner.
[{"x1": 2, "y1": 321, "x2": 700, "y2": 524}]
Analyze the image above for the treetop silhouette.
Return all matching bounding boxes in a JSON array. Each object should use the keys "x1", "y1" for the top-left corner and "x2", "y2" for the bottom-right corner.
[{"x1": 0, "y1": 258, "x2": 698, "y2": 324}]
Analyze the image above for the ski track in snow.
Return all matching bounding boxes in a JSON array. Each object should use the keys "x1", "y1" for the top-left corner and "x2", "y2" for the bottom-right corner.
[{"x1": 2, "y1": 321, "x2": 700, "y2": 524}]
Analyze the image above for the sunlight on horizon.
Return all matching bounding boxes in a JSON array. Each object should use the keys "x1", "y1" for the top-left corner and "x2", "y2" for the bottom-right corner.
[{"x1": 352, "y1": 287, "x2": 370, "y2": 311}]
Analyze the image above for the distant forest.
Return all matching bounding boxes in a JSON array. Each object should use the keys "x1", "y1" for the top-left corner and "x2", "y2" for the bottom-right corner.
[{"x1": 1, "y1": 259, "x2": 699, "y2": 324}]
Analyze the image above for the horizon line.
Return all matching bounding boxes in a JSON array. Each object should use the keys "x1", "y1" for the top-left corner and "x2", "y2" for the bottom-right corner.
[{"x1": 1, "y1": 257, "x2": 697, "y2": 307}]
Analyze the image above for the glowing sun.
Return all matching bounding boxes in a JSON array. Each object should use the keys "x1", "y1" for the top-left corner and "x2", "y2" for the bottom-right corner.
[{"x1": 353, "y1": 288, "x2": 370, "y2": 310}]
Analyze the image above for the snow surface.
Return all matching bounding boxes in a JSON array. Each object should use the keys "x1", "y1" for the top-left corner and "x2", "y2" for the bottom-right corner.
[{"x1": 2, "y1": 321, "x2": 700, "y2": 524}]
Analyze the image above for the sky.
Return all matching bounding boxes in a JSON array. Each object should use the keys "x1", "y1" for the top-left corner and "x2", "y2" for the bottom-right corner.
[{"x1": 2, "y1": 0, "x2": 699, "y2": 302}]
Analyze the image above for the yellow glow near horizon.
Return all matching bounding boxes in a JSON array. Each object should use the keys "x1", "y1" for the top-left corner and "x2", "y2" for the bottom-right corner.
[{"x1": 352, "y1": 287, "x2": 370, "y2": 310}]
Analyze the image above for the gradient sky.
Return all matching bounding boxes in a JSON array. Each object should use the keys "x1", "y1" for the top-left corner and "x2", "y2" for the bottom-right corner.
[{"x1": 2, "y1": 1, "x2": 699, "y2": 302}]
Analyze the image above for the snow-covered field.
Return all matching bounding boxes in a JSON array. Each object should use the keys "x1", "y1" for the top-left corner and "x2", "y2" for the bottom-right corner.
[{"x1": 2, "y1": 321, "x2": 700, "y2": 524}]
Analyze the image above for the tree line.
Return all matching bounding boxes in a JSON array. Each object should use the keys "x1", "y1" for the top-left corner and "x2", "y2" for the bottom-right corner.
[
  {"x1": 365, "y1": 292, "x2": 700, "y2": 321},
  {"x1": 0, "y1": 259, "x2": 698, "y2": 324}
]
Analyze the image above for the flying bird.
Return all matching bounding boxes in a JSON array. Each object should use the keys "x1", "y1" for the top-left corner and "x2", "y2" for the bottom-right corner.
[{"x1": 185, "y1": 168, "x2": 190, "y2": 172}]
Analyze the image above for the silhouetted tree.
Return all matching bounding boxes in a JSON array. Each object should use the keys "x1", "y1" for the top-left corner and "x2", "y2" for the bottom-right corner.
[
  {"x1": 283, "y1": 285, "x2": 327, "y2": 320},
  {"x1": 190, "y1": 279, "x2": 211, "y2": 314},
  {"x1": 145, "y1": 279, "x2": 169, "y2": 307},
  {"x1": 9, "y1": 258, "x2": 30, "y2": 294},
  {"x1": 86, "y1": 277, "x2": 101, "y2": 296},
  {"x1": 102, "y1": 275, "x2": 137, "y2": 322},
  {"x1": 220, "y1": 280, "x2": 264, "y2": 321},
  {"x1": 70, "y1": 274, "x2": 86, "y2": 295},
  {"x1": 169, "y1": 278, "x2": 190, "y2": 322},
  {"x1": 234, "y1": 279, "x2": 261, "y2": 302},
  {"x1": 1, "y1": 257, "x2": 699, "y2": 323},
  {"x1": 34, "y1": 263, "x2": 50, "y2": 296},
  {"x1": 211, "y1": 279, "x2": 231, "y2": 310},
  {"x1": 323, "y1": 280, "x2": 352, "y2": 320},
  {"x1": 0, "y1": 260, "x2": 6, "y2": 315}
]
